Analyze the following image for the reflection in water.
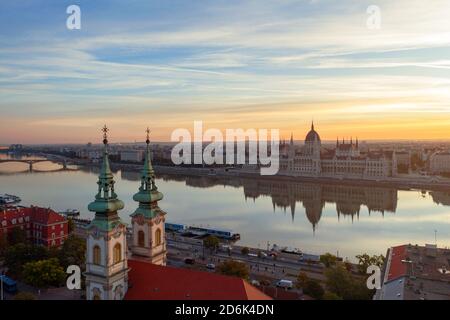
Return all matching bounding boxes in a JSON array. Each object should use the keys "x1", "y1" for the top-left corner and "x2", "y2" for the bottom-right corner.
[{"x1": 147, "y1": 174, "x2": 398, "y2": 233}]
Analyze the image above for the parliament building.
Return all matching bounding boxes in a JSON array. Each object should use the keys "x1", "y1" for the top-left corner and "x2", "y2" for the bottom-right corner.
[{"x1": 279, "y1": 123, "x2": 398, "y2": 179}]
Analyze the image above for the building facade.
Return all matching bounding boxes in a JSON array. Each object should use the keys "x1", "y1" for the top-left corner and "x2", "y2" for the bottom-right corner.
[
  {"x1": 280, "y1": 123, "x2": 397, "y2": 179},
  {"x1": 129, "y1": 129, "x2": 167, "y2": 265},
  {"x1": 429, "y1": 151, "x2": 450, "y2": 174},
  {"x1": 0, "y1": 206, "x2": 68, "y2": 247},
  {"x1": 120, "y1": 150, "x2": 144, "y2": 162},
  {"x1": 84, "y1": 126, "x2": 129, "y2": 300}
]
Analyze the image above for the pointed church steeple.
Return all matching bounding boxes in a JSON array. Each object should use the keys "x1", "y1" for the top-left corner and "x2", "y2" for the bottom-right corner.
[
  {"x1": 88, "y1": 125, "x2": 124, "y2": 227},
  {"x1": 85, "y1": 125, "x2": 128, "y2": 301},
  {"x1": 311, "y1": 120, "x2": 314, "y2": 131},
  {"x1": 130, "y1": 127, "x2": 167, "y2": 266},
  {"x1": 132, "y1": 127, "x2": 163, "y2": 217}
]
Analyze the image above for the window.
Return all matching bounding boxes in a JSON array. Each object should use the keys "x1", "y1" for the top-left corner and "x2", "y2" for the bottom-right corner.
[
  {"x1": 113, "y1": 243, "x2": 121, "y2": 264},
  {"x1": 155, "y1": 228, "x2": 162, "y2": 246},
  {"x1": 93, "y1": 245, "x2": 101, "y2": 265},
  {"x1": 138, "y1": 230, "x2": 145, "y2": 247}
]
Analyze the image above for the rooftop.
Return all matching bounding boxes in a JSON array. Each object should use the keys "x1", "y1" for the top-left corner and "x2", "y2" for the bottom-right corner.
[
  {"x1": 380, "y1": 244, "x2": 450, "y2": 300},
  {"x1": 125, "y1": 259, "x2": 271, "y2": 300}
]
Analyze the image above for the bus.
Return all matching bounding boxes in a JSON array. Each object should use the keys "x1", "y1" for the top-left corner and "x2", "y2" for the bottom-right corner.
[
  {"x1": 188, "y1": 226, "x2": 240, "y2": 240},
  {"x1": 165, "y1": 222, "x2": 187, "y2": 233}
]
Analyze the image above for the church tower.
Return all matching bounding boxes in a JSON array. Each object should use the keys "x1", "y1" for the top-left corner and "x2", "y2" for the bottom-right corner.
[
  {"x1": 130, "y1": 128, "x2": 167, "y2": 265},
  {"x1": 85, "y1": 125, "x2": 129, "y2": 300}
]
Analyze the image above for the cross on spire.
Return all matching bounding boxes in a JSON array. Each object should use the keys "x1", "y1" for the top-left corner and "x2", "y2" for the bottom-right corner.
[
  {"x1": 102, "y1": 124, "x2": 109, "y2": 145},
  {"x1": 146, "y1": 127, "x2": 151, "y2": 145}
]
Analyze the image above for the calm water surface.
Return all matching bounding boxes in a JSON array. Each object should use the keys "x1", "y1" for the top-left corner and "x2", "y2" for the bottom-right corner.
[{"x1": 1, "y1": 154, "x2": 449, "y2": 262}]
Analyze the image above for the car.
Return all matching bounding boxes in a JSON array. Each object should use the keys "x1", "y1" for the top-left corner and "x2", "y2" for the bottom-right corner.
[
  {"x1": 250, "y1": 280, "x2": 260, "y2": 286},
  {"x1": 0, "y1": 275, "x2": 18, "y2": 294},
  {"x1": 206, "y1": 263, "x2": 215, "y2": 270},
  {"x1": 184, "y1": 258, "x2": 195, "y2": 265},
  {"x1": 276, "y1": 279, "x2": 293, "y2": 289},
  {"x1": 248, "y1": 253, "x2": 258, "y2": 258},
  {"x1": 259, "y1": 252, "x2": 268, "y2": 258}
]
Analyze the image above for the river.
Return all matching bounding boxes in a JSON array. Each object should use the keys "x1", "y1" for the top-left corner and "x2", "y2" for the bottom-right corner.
[{"x1": 1, "y1": 153, "x2": 449, "y2": 262}]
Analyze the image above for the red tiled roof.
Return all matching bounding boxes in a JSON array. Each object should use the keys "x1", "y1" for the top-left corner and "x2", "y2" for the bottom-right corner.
[
  {"x1": 28, "y1": 207, "x2": 66, "y2": 224},
  {"x1": 125, "y1": 259, "x2": 271, "y2": 300},
  {"x1": 386, "y1": 245, "x2": 408, "y2": 282},
  {"x1": 0, "y1": 206, "x2": 66, "y2": 226}
]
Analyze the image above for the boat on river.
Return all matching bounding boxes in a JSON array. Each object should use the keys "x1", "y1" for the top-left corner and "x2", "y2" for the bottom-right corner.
[{"x1": 0, "y1": 194, "x2": 21, "y2": 205}]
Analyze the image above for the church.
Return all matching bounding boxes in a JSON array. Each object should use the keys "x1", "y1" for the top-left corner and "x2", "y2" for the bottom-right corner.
[
  {"x1": 279, "y1": 122, "x2": 397, "y2": 179},
  {"x1": 83, "y1": 126, "x2": 270, "y2": 300}
]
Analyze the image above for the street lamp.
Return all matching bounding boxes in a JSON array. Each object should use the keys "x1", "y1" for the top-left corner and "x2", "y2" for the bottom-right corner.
[{"x1": 1, "y1": 274, "x2": 4, "y2": 301}]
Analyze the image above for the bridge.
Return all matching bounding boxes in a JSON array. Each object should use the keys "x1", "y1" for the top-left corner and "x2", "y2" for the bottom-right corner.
[{"x1": 0, "y1": 158, "x2": 70, "y2": 171}]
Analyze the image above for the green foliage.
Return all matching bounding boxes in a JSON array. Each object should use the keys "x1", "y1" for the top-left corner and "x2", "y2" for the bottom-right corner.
[
  {"x1": 58, "y1": 234, "x2": 86, "y2": 269},
  {"x1": 4, "y1": 243, "x2": 49, "y2": 277},
  {"x1": 217, "y1": 260, "x2": 249, "y2": 280},
  {"x1": 303, "y1": 279, "x2": 325, "y2": 300},
  {"x1": 323, "y1": 291, "x2": 343, "y2": 300},
  {"x1": 320, "y1": 253, "x2": 337, "y2": 268},
  {"x1": 22, "y1": 258, "x2": 66, "y2": 288},
  {"x1": 355, "y1": 253, "x2": 385, "y2": 275},
  {"x1": 0, "y1": 233, "x2": 7, "y2": 257},
  {"x1": 8, "y1": 227, "x2": 27, "y2": 245},
  {"x1": 67, "y1": 218, "x2": 75, "y2": 234},
  {"x1": 411, "y1": 153, "x2": 425, "y2": 170},
  {"x1": 324, "y1": 264, "x2": 374, "y2": 300},
  {"x1": 241, "y1": 247, "x2": 250, "y2": 255},
  {"x1": 13, "y1": 292, "x2": 36, "y2": 300},
  {"x1": 203, "y1": 236, "x2": 220, "y2": 252},
  {"x1": 295, "y1": 271, "x2": 309, "y2": 289}
]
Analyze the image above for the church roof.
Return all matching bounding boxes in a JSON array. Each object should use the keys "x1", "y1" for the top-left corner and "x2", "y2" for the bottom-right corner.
[{"x1": 125, "y1": 259, "x2": 271, "y2": 300}]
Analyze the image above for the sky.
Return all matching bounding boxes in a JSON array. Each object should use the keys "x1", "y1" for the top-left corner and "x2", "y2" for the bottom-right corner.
[{"x1": 1, "y1": 0, "x2": 450, "y2": 144}]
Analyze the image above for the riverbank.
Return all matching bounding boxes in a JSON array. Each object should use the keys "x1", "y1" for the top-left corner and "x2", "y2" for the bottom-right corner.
[{"x1": 74, "y1": 159, "x2": 450, "y2": 191}]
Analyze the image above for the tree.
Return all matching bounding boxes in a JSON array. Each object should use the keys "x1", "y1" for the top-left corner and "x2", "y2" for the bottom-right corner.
[
  {"x1": 4, "y1": 243, "x2": 49, "y2": 278},
  {"x1": 303, "y1": 279, "x2": 325, "y2": 300},
  {"x1": 58, "y1": 234, "x2": 86, "y2": 269},
  {"x1": 203, "y1": 236, "x2": 220, "y2": 253},
  {"x1": 217, "y1": 260, "x2": 249, "y2": 280},
  {"x1": 23, "y1": 258, "x2": 66, "y2": 288},
  {"x1": 8, "y1": 227, "x2": 27, "y2": 245},
  {"x1": 411, "y1": 153, "x2": 425, "y2": 171},
  {"x1": 355, "y1": 253, "x2": 385, "y2": 275},
  {"x1": 324, "y1": 265, "x2": 373, "y2": 300},
  {"x1": 67, "y1": 218, "x2": 75, "y2": 234},
  {"x1": 323, "y1": 291, "x2": 342, "y2": 300},
  {"x1": 320, "y1": 253, "x2": 337, "y2": 268},
  {"x1": 241, "y1": 247, "x2": 250, "y2": 255},
  {"x1": 13, "y1": 292, "x2": 36, "y2": 300},
  {"x1": 295, "y1": 271, "x2": 309, "y2": 289},
  {"x1": 0, "y1": 234, "x2": 7, "y2": 257}
]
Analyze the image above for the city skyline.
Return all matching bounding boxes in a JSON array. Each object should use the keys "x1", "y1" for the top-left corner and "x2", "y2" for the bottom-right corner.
[{"x1": 2, "y1": 0, "x2": 450, "y2": 143}]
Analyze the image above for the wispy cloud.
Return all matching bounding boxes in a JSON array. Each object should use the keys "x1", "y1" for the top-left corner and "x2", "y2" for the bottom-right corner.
[{"x1": 1, "y1": 0, "x2": 450, "y2": 143}]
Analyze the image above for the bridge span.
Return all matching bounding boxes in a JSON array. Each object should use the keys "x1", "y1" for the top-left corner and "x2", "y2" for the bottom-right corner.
[{"x1": 0, "y1": 158, "x2": 73, "y2": 171}]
